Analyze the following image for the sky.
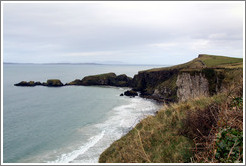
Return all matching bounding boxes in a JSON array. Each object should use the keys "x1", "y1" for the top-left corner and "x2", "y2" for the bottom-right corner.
[{"x1": 2, "y1": 1, "x2": 245, "y2": 65}]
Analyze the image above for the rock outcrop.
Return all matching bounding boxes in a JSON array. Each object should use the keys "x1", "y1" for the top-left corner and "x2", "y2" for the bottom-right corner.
[
  {"x1": 123, "y1": 90, "x2": 138, "y2": 97},
  {"x1": 81, "y1": 73, "x2": 117, "y2": 86},
  {"x1": 67, "y1": 73, "x2": 132, "y2": 87},
  {"x1": 15, "y1": 79, "x2": 64, "y2": 87},
  {"x1": 14, "y1": 81, "x2": 37, "y2": 87},
  {"x1": 45, "y1": 79, "x2": 64, "y2": 87},
  {"x1": 65, "y1": 79, "x2": 83, "y2": 86}
]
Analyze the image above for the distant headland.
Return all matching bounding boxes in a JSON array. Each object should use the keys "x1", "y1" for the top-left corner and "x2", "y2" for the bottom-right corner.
[{"x1": 14, "y1": 54, "x2": 243, "y2": 102}]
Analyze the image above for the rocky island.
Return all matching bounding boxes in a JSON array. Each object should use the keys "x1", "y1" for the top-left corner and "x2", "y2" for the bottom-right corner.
[{"x1": 14, "y1": 79, "x2": 64, "y2": 87}]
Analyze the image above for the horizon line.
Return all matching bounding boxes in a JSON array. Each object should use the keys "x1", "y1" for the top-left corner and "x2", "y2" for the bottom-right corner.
[{"x1": 3, "y1": 62, "x2": 169, "y2": 66}]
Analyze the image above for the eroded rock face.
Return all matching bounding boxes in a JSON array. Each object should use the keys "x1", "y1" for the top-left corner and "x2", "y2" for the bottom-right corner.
[
  {"x1": 176, "y1": 72, "x2": 209, "y2": 101},
  {"x1": 131, "y1": 69, "x2": 179, "y2": 102}
]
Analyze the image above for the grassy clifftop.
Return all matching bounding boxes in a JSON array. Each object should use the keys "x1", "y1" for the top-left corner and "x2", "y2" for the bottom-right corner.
[
  {"x1": 99, "y1": 54, "x2": 243, "y2": 163},
  {"x1": 143, "y1": 54, "x2": 242, "y2": 73}
]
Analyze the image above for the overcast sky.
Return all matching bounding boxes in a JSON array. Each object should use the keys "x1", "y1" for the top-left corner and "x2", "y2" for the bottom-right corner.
[{"x1": 2, "y1": 1, "x2": 244, "y2": 65}]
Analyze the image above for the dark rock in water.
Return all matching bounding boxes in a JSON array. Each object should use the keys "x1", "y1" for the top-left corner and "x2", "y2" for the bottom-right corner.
[
  {"x1": 15, "y1": 80, "x2": 64, "y2": 87},
  {"x1": 81, "y1": 73, "x2": 117, "y2": 86},
  {"x1": 65, "y1": 79, "x2": 83, "y2": 85},
  {"x1": 120, "y1": 93, "x2": 124, "y2": 96},
  {"x1": 35, "y1": 81, "x2": 42, "y2": 85},
  {"x1": 46, "y1": 79, "x2": 63, "y2": 87},
  {"x1": 80, "y1": 72, "x2": 132, "y2": 87},
  {"x1": 15, "y1": 81, "x2": 35, "y2": 87},
  {"x1": 124, "y1": 90, "x2": 138, "y2": 97}
]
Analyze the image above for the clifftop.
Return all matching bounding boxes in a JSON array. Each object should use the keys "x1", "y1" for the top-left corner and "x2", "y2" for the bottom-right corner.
[
  {"x1": 141, "y1": 54, "x2": 243, "y2": 73},
  {"x1": 131, "y1": 54, "x2": 243, "y2": 102}
]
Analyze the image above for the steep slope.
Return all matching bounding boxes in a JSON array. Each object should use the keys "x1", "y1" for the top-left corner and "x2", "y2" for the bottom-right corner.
[
  {"x1": 131, "y1": 54, "x2": 243, "y2": 102},
  {"x1": 99, "y1": 54, "x2": 243, "y2": 163}
]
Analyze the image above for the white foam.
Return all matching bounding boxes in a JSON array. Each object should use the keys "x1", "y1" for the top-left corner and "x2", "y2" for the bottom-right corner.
[
  {"x1": 69, "y1": 97, "x2": 161, "y2": 163},
  {"x1": 49, "y1": 130, "x2": 105, "y2": 163},
  {"x1": 50, "y1": 96, "x2": 161, "y2": 163}
]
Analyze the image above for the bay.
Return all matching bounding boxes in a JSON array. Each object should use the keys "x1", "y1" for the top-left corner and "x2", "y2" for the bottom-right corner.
[{"x1": 3, "y1": 64, "x2": 163, "y2": 163}]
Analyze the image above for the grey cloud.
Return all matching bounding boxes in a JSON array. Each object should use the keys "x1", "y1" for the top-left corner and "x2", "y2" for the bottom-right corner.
[{"x1": 3, "y1": 2, "x2": 244, "y2": 64}]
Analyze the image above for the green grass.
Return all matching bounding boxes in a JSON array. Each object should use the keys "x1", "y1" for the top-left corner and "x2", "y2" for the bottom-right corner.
[
  {"x1": 198, "y1": 54, "x2": 243, "y2": 68},
  {"x1": 99, "y1": 94, "x2": 223, "y2": 163},
  {"x1": 141, "y1": 54, "x2": 243, "y2": 73},
  {"x1": 99, "y1": 89, "x2": 243, "y2": 163},
  {"x1": 84, "y1": 72, "x2": 116, "y2": 79}
]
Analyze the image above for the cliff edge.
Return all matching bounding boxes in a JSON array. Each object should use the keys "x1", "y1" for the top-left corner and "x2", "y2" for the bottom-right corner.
[
  {"x1": 131, "y1": 54, "x2": 243, "y2": 102},
  {"x1": 99, "y1": 54, "x2": 243, "y2": 163}
]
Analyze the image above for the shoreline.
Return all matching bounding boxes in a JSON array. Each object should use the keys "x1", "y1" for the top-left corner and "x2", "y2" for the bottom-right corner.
[
  {"x1": 14, "y1": 91, "x2": 161, "y2": 163},
  {"x1": 58, "y1": 96, "x2": 161, "y2": 163}
]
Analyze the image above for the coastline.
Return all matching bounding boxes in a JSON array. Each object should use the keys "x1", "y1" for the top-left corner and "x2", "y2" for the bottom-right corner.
[
  {"x1": 4, "y1": 55, "x2": 243, "y2": 163},
  {"x1": 54, "y1": 96, "x2": 162, "y2": 163},
  {"x1": 13, "y1": 89, "x2": 161, "y2": 163}
]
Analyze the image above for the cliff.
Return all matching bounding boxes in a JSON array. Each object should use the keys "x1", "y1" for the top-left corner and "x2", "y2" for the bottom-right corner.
[
  {"x1": 99, "y1": 54, "x2": 243, "y2": 163},
  {"x1": 130, "y1": 54, "x2": 243, "y2": 102}
]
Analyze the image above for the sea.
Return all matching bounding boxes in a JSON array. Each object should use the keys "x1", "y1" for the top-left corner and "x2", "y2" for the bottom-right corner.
[{"x1": 3, "y1": 64, "x2": 163, "y2": 163}]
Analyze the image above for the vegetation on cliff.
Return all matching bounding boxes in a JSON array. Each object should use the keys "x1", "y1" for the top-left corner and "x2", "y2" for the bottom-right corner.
[
  {"x1": 132, "y1": 54, "x2": 243, "y2": 102},
  {"x1": 99, "y1": 54, "x2": 243, "y2": 163},
  {"x1": 99, "y1": 78, "x2": 243, "y2": 163}
]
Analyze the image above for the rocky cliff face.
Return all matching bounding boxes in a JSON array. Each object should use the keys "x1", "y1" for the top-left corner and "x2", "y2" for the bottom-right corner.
[
  {"x1": 176, "y1": 72, "x2": 209, "y2": 101},
  {"x1": 131, "y1": 69, "x2": 179, "y2": 102},
  {"x1": 131, "y1": 68, "x2": 238, "y2": 102}
]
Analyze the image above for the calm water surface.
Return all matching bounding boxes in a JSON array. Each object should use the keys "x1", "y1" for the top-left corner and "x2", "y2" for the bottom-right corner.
[{"x1": 3, "y1": 64, "x2": 163, "y2": 163}]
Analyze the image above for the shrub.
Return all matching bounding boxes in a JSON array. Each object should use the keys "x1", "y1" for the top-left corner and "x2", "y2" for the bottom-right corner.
[{"x1": 215, "y1": 128, "x2": 243, "y2": 163}]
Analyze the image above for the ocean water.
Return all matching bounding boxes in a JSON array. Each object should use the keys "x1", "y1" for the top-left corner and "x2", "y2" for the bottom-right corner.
[{"x1": 3, "y1": 64, "x2": 163, "y2": 163}]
